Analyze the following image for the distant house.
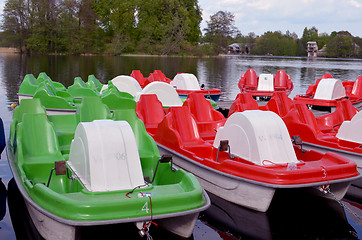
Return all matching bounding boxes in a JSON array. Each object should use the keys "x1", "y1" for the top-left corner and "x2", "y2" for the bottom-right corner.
[
  {"x1": 227, "y1": 43, "x2": 241, "y2": 54},
  {"x1": 307, "y1": 41, "x2": 318, "y2": 57}
]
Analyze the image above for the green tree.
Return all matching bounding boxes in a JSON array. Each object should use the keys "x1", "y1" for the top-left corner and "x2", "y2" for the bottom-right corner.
[
  {"x1": 1, "y1": 0, "x2": 31, "y2": 52},
  {"x1": 136, "y1": 0, "x2": 201, "y2": 55},
  {"x1": 326, "y1": 32, "x2": 354, "y2": 57},
  {"x1": 203, "y1": 10, "x2": 239, "y2": 55},
  {"x1": 251, "y1": 31, "x2": 297, "y2": 56}
]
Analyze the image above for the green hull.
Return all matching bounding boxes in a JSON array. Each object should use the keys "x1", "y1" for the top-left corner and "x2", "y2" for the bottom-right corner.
[{"x1": 8, "y1": 97, "x2": 209, "y2": 236}]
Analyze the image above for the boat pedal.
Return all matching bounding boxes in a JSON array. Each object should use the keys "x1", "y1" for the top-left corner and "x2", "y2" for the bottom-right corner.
[
  {"x1": 146, "y1": 154, "x2": 174, "y2": 183},
  {"x1": 216, "y1": 140, "x2": 234, "y2": 162},
  {"x1": 292, "y1": 135, "x2": 305, "y2": 153},
  {"x1": 47, "y1": 161, "x2": 74, "y2": 187}
]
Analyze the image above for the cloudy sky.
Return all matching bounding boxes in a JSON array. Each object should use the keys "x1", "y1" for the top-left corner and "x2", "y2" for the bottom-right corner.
[
  {"x1": 0, "y1": 0, "x2": 361, "y2": 38},
  {"x1": 199, "y1": 0, "x2": 362, "y2": 38}
]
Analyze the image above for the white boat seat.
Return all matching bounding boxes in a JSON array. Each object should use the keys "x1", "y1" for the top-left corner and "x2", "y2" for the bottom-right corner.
[
  {"x1": 314, "y1": 78, "x2": 346, "y2": 100},
  {"x1": 336, "y1": 110, "x2": 362, "y2": 144},
  {"x1": 68, "y1": 120, "x2": 144, "y2": 192},
  {"x1": 213, "y1": 110, "x2": 298, "y2": 165}
]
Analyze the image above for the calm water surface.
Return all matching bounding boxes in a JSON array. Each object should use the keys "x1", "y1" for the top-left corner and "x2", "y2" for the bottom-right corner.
[{"x1": 0, "y1": 54, "x2": 361, "y2": 239}]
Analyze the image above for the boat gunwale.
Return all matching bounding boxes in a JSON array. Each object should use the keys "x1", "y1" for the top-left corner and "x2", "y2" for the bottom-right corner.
[{"x1": 157, "y1": 143, "x2": 361, "y2": 189}]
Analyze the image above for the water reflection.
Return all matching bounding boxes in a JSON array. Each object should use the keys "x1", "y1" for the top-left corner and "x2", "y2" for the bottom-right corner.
[
  {"x1": 203, "y1": 191, "x2": 358, "y2": 240},
  {"x1": 1, "y1": 54, "x2": 362, "y2": 104},
  {"x1": 0, "y1": 179, "x2": 6, "y2": 222}
]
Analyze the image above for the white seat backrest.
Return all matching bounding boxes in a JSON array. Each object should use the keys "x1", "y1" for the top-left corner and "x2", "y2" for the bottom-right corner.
[
  {"x1": 171, "y1": 73, "x2": 201, "y2": 90},
  {"x1": 314, "y1": 78, "x2": 345, "y2": 100},
  {"x1": 135, "y1": 81, "x2": 183, "y2": 107},
  {"x1": 336, "y1": 110, "x2": 362, "y2": 144},
  {"x1": 68, "y1": 120, "x2": 144, "y2": 192},
  {"x1": 213, "y1": 110, "x2": 298, "y2": 165},
  {"x1": 110, "y1": 75, "x2": 142, "y2": 97},
  {"x1": 257, "y1": 74, "x2": 274, "y2": 91}
]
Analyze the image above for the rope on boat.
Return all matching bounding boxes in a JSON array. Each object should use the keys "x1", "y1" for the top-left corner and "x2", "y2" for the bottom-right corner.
[
  {"x1": 126, "y1": 185, "x2": 157, "y2": 238},
  {"x1": 320, "y1": 166, "x2": 329, "y2": 192}
]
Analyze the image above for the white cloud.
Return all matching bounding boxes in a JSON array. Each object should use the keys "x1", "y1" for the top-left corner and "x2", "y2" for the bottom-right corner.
[
  {"x1": 199, "y1": 0, "x2": 362, "y2": 37},
  {"x1": 350, "y1": 0, "x2": 362, "y2": 7}
]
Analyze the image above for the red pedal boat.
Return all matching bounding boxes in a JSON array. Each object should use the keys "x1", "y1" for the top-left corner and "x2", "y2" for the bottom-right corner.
[
  {"x1": 294, "y1": 74, "x2": 362, "y2": 108},
  {"x1": 238, "y1": 69, "x2": 294, "y2": 99},
  {"x1": 131, "y1": 70, "x2": 221, "y2": 101},
  {"x1": 136, "y1": 92, "x2": 359, "y2": 212}
]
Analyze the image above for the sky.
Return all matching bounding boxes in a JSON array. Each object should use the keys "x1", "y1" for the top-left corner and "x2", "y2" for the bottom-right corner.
[
  {"x1": 0, "y1": 0, "x2": 361, "y2": 38},
  {"x1": 198, "y1": 0, "x2": 362, "y2": 38}
]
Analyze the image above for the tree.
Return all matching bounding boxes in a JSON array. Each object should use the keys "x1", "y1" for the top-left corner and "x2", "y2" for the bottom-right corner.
[
  {"x1": 1, "y1": 0, "x2": 31, "y2": 52},
  {"x1": 136, "y1": 0, "x2": 201, "y2": 55},
  {"x1": 302, "y1": 26, "x2": 318, "y2": 42},
  {"x1": 203, "y1": 11, "x2": 239, "y2": 55},
  {"x1": 251, "y1": 31, "x2": 297, "y2": 56},
  {"x1": 326, "y1": 32, "x2": 354, "y2": 57}
]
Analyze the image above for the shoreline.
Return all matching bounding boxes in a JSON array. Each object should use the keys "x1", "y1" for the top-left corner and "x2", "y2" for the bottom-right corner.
[
  {"x1": 0, "y1": 49, "x2": 361, "y2": 60},
  {"x1": 0, "y1": 47, "x2": 20, "y2": 53}
]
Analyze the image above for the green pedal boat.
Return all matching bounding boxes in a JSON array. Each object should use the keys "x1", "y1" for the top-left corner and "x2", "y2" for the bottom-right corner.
[{"x1": 8, "y1": 97, "x2": 210, "y2": 239}]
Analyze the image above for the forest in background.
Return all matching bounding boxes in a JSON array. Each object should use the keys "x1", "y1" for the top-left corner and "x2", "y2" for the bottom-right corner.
[{"x1": 1, "y1": 0, "x2": 362, "y2": 58}]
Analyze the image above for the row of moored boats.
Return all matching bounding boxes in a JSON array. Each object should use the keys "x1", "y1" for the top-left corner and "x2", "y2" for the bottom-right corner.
[{"x1": 4, "y1": 69, "x2": 362, "y2": 239}]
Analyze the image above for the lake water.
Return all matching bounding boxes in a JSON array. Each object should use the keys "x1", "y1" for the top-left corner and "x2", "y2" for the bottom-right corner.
[{"x1": 0, "y1": 54, "x2": 361, "y2": 239}]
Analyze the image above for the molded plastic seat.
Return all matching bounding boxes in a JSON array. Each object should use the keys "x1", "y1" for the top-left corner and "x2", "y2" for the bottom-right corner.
[
  {"x1": 18, "y1": 74, "x2": 41, "y2": 95},
  {"x1": 168, "y1": 107, "x2": 205, "y2": 147},
  {"x1": 274, "y1": 70, "x2": 289, "y2": 90},
  {"x1": 33, "y1": 83, "x2": 76, "y2": 111},
  {"x1": 183, "y1": 93, "x2": 226, "y2": 140},
  {"x1": 290, "y1": 103, "x2": 322, "y2": 135},
  {"x1": 101, "y1": 88, "x2": 136, "y2": 111},
  {"x1": 239, "y1": 69, "x2": 258, "y2": 90},
  {"x1": 77, "y1": 97, "x2": 111, "y2": 122},
  {"x1": 265, "y1": 92, "x2": 293, "y2": 117},
  {"x1": 146, "y1": 70, "x2": 171, "y2": 86},
  {"x1": 228, "y1": 93, "x2": 259, "y2": 117},
  {"x1": 351, "y1": 76, "x2": 362, "y2": 98},
  {"x1": 315, "y1": 99, "x2": 358, "y2": 133},
  {"x1": 87, "y1": 75, "x2": 103, "y2": 91},
  {"x1": 136, "y1": 94, "x2": 165, "y2": 134},
  {"x1": 68, "y1": 77, "x2": 99, "y2": 98},
  {"x1": 130, "y1": 70, "x2": 146, "y2": 88},
  {"x1": 10, "y1": 99, "x2": 47, "y2": 145},
  {"x1": 17, "y1": 113, "x2": 63, "y2": 164}
]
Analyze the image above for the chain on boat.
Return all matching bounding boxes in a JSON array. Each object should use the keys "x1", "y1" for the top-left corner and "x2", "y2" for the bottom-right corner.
[{"x1": 323, "y1": 185, "x2": 362, "y2": 223}]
